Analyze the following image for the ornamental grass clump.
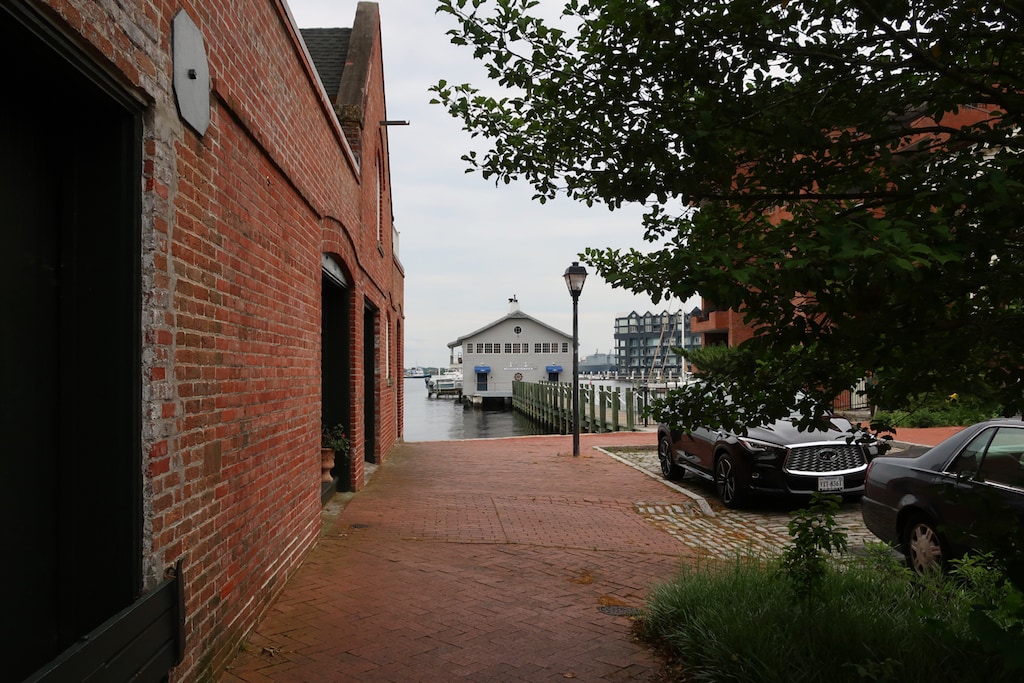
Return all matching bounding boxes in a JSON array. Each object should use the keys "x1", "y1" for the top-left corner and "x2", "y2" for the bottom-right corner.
[{"x1": 637, "y1": 495, "x2": 1018, "y2": 683}]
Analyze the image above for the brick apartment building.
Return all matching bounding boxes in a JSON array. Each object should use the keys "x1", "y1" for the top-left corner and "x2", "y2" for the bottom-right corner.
[
  {"x1": 2, "y1": 1, "x2": 403, "y2": 680},
  {"x1": 689, "y1": 104, "x2": 999, "y2": 353},
  {"x1": 689, "y1": 303, "x2": 757, "y2": 348}
]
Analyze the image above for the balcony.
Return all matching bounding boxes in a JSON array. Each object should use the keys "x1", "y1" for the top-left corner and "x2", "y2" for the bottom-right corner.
[{"x1": 690, "y1": 309, "x2": 732, "y2": 334}]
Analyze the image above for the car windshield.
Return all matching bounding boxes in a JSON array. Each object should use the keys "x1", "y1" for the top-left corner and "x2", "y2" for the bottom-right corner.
[{"x1": 947, "y1": 430, "x2": 992, "y2": 477}]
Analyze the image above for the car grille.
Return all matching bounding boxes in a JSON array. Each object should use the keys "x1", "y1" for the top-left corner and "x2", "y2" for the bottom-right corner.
[{"x1": 784, "y1": 443, "x2": 867, "y2": 475}]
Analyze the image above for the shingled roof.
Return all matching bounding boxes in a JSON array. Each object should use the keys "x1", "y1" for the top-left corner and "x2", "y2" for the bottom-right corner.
[
  {"x1": 298, "y1": 3, "x2": 381, "y2": 164},
  {"x1": 447, "y1": 309, "x2": 572, "y2": 349},
  {"x1": 299, "y1": 27, "x2": 352, "y2": 99}
]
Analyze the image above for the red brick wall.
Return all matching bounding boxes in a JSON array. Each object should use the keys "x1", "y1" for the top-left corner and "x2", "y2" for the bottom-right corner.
[
  {"x1": 691, "y1": 303, "x2": 759, "y2": 348},
  {"x1": 37, "y1": 1, "x2": 403, "y2": 680}
]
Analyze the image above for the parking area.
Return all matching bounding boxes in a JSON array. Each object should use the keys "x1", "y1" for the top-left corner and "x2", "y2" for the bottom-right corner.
[{"x1": 602, "y1": 446, "x2": 881, "y2": 560}]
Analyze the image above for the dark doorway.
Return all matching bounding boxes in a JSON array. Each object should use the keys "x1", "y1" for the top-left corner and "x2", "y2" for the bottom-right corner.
[
  {"x1": 363, "y1": 304, "x2": 378, "y2": 464},
  {"x1": 322, "y1": 261, "x2": 352, "y2": 494},
  {"x1": 1, "y1": 4, "x2": 143, "y2": 679}
]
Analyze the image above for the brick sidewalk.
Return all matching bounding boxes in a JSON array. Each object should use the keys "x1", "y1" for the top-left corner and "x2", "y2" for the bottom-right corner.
[
  {"x1": 220, "y1": 427, "x2": 958, "y2": 682},
  {"x1": 220, "y1": 431, "x2": 687, "y2": 682},
  {"x1": 885, "y1": 425, "x2": 964, "y2": 448}
]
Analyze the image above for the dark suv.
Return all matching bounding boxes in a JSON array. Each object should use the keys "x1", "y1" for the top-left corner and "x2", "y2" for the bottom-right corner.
[{"x1": 657, "y1": 414, "x2": 877, "y2": 508}]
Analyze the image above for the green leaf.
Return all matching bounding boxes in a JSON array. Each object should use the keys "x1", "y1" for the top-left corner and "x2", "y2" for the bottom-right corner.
[{"x1": 432, "y1": 0, "x2": 1024, "y2": 424}]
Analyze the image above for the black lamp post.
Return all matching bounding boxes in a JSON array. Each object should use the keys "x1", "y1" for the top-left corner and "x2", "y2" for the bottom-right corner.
[{"x1": 563, "y1": 261, "x2": 588, "y2": 456}]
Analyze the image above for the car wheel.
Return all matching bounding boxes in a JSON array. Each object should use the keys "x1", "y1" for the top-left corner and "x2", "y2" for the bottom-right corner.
[
  {"x1": 658, "y1": 434, "x2": 681, "y2": 480},
  {"x1": 902, "y1": 514, "x2": 946, "y2": 573},
  {"x1": 715, "y1": 452, "x2": 747, "y2": 508}
]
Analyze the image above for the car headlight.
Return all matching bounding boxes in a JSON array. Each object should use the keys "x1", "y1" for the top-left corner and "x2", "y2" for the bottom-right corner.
[{"x1": 737, "y1": 437, "x2": 786, "y2": 459}]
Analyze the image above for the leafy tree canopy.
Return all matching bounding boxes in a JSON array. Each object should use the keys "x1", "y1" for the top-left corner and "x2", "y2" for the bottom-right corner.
[{"x1": 431, "y1": 0, "x2": 1024, "y2": 432}]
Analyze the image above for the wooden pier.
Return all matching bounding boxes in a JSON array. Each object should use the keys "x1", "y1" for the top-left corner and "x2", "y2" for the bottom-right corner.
[{"x1": 511, "y1": 381, "x2": 638, "y2": 434}]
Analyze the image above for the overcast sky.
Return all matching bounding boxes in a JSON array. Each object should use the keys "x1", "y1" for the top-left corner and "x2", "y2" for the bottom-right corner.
[{"x1": 286, "y1": 0, "x2": 697, "y2": 368}]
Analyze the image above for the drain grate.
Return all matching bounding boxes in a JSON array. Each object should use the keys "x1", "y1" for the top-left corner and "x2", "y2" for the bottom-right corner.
[
  {"x1": 350, "y1": 524, "x2": 370, "y2": 529},
  {"x1": 598, "y1": 605, "x2": 641, "y2": 617}
]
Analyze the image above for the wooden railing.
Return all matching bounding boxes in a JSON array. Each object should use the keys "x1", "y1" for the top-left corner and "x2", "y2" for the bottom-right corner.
[{"x1": 512, "y1": 381, "x2": 637, "y2": 433}]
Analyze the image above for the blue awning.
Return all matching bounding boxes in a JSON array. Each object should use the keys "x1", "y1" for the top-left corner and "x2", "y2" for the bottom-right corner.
[
  {"x1": 474, "y1": 365, "x2": 491, "y2": 373},
  {"x1": 545, "y1": 365, "x2": 563, "y2": 373}
]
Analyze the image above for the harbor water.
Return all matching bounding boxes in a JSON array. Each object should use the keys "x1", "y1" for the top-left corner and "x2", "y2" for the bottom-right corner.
[
  {"x1": 402, "y1": 376, "x2": 676, "y2": 441},
  {"x1": 402, "y1": 377, "x2": 551, "y2": 441}
]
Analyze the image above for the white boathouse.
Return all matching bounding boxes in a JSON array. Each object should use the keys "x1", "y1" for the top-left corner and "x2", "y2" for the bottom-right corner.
[{"x1": 448, "y1": 298, "x2": 574, "y2": 405}]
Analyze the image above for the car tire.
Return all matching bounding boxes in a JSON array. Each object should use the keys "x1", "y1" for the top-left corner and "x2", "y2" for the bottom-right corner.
[
  {"x1": 901, "y1": 514, "x2": 946, "y2": 573},
  {"x1": 715, "y1": 452, "x2": 748, "y2": 509},
  {"x1": 658, "y1": 433, "x2": 682, "y2": 481}
]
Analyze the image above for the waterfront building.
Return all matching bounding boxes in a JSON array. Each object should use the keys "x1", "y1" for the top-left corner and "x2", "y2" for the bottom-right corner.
[
  {"x1": 449, "y1": 298, "x2": 573, "y2": 404},
  {"x1": 614, "y1": 310, "x2": 702, "y2": 380}
]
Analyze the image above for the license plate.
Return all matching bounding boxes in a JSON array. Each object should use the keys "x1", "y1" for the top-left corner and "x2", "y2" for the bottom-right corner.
[{"x1": 818, "y1": 476, "x2": 844, "y2": 492}]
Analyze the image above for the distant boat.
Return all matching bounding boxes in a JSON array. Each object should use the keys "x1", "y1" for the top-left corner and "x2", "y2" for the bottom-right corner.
[
  {"x1": 426, "y1": 368, "x2": 463, "y2": 398},
  {"x1": 405, "y1": 367, "x2": 430, "y2": 378}
]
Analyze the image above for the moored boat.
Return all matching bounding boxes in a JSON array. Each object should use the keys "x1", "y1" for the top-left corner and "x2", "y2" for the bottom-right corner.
[{"x1": 426, "y1": 368, "x2": 463, "y2": 397}]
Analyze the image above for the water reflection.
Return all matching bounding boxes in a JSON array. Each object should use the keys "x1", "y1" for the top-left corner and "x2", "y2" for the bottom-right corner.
[{"x1": 403, "y1": 377, "x2": 552, "y2": 442}]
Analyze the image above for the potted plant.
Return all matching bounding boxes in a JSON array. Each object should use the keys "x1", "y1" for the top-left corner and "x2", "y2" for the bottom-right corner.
[{"x1": 320, "y1": 424, "x2": 350, "y2": 483}]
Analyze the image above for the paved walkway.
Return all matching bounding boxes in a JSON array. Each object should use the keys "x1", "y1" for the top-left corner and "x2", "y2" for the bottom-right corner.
[{"x1": 220, "y1": 428, "x2": 955, "y2": 682}]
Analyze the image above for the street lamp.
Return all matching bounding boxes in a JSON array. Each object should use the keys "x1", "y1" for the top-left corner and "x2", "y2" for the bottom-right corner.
[{"x1": 563, "y1": 261, "x2": 588, "y2": 456}]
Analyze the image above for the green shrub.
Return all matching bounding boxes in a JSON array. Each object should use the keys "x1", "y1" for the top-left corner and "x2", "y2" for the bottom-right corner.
[
  {"x1": 873, "y1": 392, "x2": 1000, "y2": 429},
  {"x1": 777, "y1": 493, "x2": 846, "y2": 609},
  {"x1": 638, "y1": 513, "x2": 1020, "y2": 682}
]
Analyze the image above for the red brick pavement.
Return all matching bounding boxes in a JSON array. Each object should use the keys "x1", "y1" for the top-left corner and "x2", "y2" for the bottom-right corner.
[
  {"x1": 219, "y1": 427, "x2": 960, "y2": 682},
  {"x1": 220, "y1": 431, "x2": 690, "y2": 683},
  {"x1": 885, "y1": 425, "x2": 964, "y2": 448}
]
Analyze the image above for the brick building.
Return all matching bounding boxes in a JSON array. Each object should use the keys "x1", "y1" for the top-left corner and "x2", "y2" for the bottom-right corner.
[
  {"x1": 2, "y1": 1, "x2": 403, "y2": 680},
  {"x1": 689, "y1": 105, "x2": 999, "y2": 353},
  {"x1": 689, "y1": 302, "x2": 758, "y2": 348}
]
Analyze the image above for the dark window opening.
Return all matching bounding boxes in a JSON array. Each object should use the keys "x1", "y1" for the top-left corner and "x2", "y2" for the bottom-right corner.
[{"x1": 2, "y1": 4, "x2": 143, "y2": 677}]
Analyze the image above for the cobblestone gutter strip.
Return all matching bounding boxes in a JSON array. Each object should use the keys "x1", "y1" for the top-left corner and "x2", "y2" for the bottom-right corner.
[
  {"x1": 637, "y1": 502, "x2": 793, "y2": 560},
  {"x1": 596, "y1": 447, "x2": 717, "y2": 517},
  {"x1": 598, "y1": 446, "x2": 881, "y2": 561}
]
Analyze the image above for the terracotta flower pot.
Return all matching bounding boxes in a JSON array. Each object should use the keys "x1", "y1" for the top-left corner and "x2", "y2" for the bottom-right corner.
[{"x1": 320, "y1": 447, "x2": 335, "y2": 482}]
